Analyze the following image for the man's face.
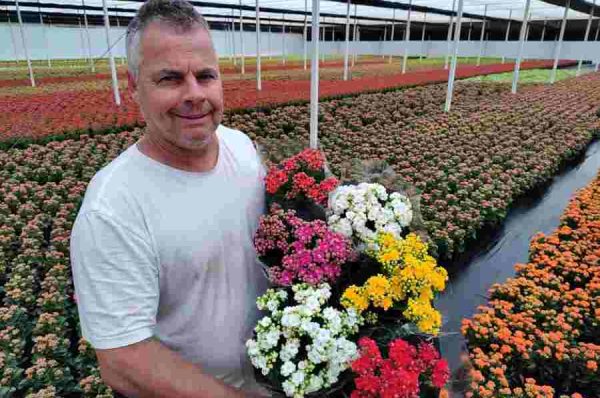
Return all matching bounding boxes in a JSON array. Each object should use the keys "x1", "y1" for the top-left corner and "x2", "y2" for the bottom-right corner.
[{"x1": 129, "y1": 21, "x2": 224, "y2": 151}]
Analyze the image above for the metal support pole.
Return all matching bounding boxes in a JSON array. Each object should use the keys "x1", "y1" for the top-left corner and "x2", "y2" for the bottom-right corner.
[
  {"x1": 522, "y1": 12, "x2": 531, "y2": 62},
  {"x1": 239, "y1": 0, "x2": 245, "y2": 74},
  {"x1": 255, "y1": 0, "x2": 261, "y2": 91},
  {"x1": 102, "y1": 0, "x2": 120, "y2": 105},
  {"x1": 445, "y1": 0, "x2": 464, "y2": 112},
  {"x1": 321, "y1": 25, "x2": 325, "y2": 63},
  {"x1": 303, "y1": 0, "x2": 308, "y2": 69},
  {"x1": 383, "y1": 23, "x2": 387, "y2": 58},
  {"x1": 82, "y1": 0, "x2": 95, "y2": 72},
  {"x1": 402, "y1": 0, "x2": 412, "y2": 74},
  {"x1": 343, "y1": 0, "x2": 351, "y2": 80},
  {"x1": 268, "y1": 18, "x2": 272, "y2": 61},
  {"x1": 231, "y1": 13, "x2": 237, "y2": 66},
  {"x1": 389, "y1": 8, "x2": 395, "y2": 64},
  {"x1": 596, "y1": 22, "x2": 600, "y2": 71},
  {"x1": 541, "y1": 18, "x2": 547, "y2": 41},
  {"x1": 502, "y1": 9, "x2": 512, "y2": 63},
  {"x1": 309, "y1": 0, "x2": 320, "y2": 149},
  {"x1": 15, "y1": 0, "x2": 35, "y2": 87},
  {"x1": 577, "y1": 0, "x2": 595, "y2": 76},
  {"x1": 550, "y1": 0, "x2": 570, "y2": 84},
  {"x1": 420, "y1": 12, "x2": 426, "y2": 61},
  {"x1": 352, "y1": 4, "x2": 357, "y2": 66},
  {"x1": 477, "y1": 5, "x2": 488, "y2": 66},
  {"x1": 468, "y1": 22, "x2": 472, "y2": 41},
  {"x1": 78, "y1": 17, "x2": 86, "y2": 60},
  {"x1": 37, "y1": 0, "x2": 51, "y2": 68},
  {"x1": 444, "y1": 0, "x2": 457, "y2": 69},
  {"x1": 282, "y1": 14, "x2": 286, "y2": 65},
  {"x1": 7, "y1": 11, "x2": 19, "y2": 65},
  {"x1": 511, "y1": 0, "x2": 532, "y2": 94},
  {"x1": 227, "y1": 25, "x2": 232, "y2": 61},
  {"x1": 115, "y1": 8, "x2": 125, "y2": 65}
]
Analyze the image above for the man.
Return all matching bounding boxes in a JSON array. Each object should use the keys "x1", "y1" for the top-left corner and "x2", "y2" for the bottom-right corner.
[{"x1": 70, "y1": 0, "x2": 268, "y2": 396}]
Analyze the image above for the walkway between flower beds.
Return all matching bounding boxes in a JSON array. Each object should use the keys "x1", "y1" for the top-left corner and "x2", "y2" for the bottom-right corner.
[{"x1": 435, "y1": 138, "x2": 600, "y2": 396}]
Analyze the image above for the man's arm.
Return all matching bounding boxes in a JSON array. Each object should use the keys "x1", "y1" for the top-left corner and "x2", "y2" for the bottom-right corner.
[{"x1": 97, "y1": 337, "x2": 252, "y2": 398}]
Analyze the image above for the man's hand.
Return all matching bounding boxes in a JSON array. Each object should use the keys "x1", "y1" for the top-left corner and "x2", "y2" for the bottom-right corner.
[{"x1": 96, "y1": 337, "x2": 256, "y2": 398}]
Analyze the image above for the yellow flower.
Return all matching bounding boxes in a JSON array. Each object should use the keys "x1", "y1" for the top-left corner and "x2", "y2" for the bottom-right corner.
[
  {"x1": 379, "y1": 249, "x2": 400, "y2": 265},
  {"x1": 341, "y1": 285, "x2": 369, "y2": 313},
  {"x1": 365, "y1": 275, "x2": 394, "y2": 310},
  {"x1": 403, "y1": 298, "x2": 442, "y2": 335}
]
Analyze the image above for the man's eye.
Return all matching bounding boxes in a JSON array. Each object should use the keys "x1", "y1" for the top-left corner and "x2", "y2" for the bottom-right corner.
[
  {"x1": 159, "y1": 76, "x2": 178, "y2": 83},
  {"x1": 197, "y1": 73, "x2": 216, "y2": 81}
]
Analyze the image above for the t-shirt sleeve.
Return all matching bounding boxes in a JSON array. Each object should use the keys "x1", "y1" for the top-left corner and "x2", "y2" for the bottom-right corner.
[{"x1": 70, "y1": 210, "x2": 159, "y2": 350}]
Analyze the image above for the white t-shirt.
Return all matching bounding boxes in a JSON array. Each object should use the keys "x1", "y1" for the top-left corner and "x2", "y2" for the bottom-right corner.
[{"x1": 70, "y1": 125, "x2": 269, "y2": 391}]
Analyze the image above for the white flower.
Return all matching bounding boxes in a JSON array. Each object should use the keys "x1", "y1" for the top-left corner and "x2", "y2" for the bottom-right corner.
[
  {"x1": 291, "y1": 370, "x2": 305, "y2": 386},
  {"x1": 281, "y1": 310, "x2": 301, "y2": 328},
  {"x1": 282, "y1": 380, "x2": 296, "y2": 397},
  {"x1": 281, "y1": 361, "x2": 296, "y2": 377},
  {"x1": 305, "y1": 375, "x2": 324, "y2": 394}
]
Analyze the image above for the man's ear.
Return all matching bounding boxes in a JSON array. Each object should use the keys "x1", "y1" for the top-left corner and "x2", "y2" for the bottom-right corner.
[{"x1": 127, "y1": 70, "x2": 139, "y2": 103}]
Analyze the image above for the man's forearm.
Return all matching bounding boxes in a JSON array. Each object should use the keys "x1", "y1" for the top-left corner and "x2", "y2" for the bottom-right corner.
[{"x1": 99, "y1": 339, "x2": 248, "y2": 398}]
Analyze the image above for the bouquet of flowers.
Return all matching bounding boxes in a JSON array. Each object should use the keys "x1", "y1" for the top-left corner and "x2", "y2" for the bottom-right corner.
[
  {"x1": 246, "y1": 284, "x2": 363, "y2": 397},
  {"x1": 248, "y1": 147, "x2": 450, "y2": 397}
]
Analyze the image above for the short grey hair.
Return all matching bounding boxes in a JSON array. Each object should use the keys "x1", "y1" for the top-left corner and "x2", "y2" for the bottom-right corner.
[{"x1": 126, "y1": 0, "x2": 212, "y2": 80}]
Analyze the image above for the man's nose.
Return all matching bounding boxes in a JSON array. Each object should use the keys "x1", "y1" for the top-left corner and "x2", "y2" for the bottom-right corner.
[{"x1": 182, "y1": 74, "x2": 207, "y2": 104}]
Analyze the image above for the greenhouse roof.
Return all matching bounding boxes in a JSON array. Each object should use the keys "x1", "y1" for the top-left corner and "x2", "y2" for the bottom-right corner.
[{"x1": 1, "y1": 0, "x2": 598, "y2": 26}]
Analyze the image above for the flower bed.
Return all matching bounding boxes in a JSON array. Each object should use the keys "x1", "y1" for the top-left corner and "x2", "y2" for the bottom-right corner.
[
  {"x1": 0, "y1": 132, "x2": 138, "y2": 397},
  {"x1": 0, "y1": 60, "x2": 573, "y2": 141},
  {"x1": 231, "y1": 72, "x2": 600, "y2": 259},
  {"x1": 461, "y1": 170, "x2": 600, "y2": 397}
]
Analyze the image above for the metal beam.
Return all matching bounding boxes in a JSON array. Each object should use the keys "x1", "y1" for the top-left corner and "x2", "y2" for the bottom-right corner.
[
  {"x1": 477, "y1": 5, "x2": 488, "y2": 67},
  {"x1": 239, "y1": 0, "x2": 245, "y2": 74},
  {"x1": 577, "y1": 0, "x2": 595, "y2": 76},
  {"x1": 402, "y1": 0, "x2": 412, "y2": 74},
  {"x1": 388, "y1": 8, "x2": 395, "y2": 64},
  {"x1": 344, "y1": 0, "x2": 350, "y2": 80},
  {"x1": 445, "y1": 0, "x2": 464, "y2": 113},
  {"x1": 419, "y1": 12, "x2": 426, "y2": 61},
  {"x1": 502, "y1": 9, "x2": 512, "y2": 64},
  {"x1": 15, "y1": 0, "x2": 35, "y2": 87},
  {"x1": 512, "y1": 0, "x2": 532, "y2": 94},
  {"x1": 82, "y1": 0, "x2": 94, "y2": 72},
  {"x1": 323, "y1": 0, "x2": 513, "y2": 22},
  {"x1": 102, "y1": 0, "x2": 120, "y2": 105},
  {"x1": 550, "y1": 0, "x2": 570, "y2": 84},
  {"x1": 309, "y1": 0, "x2": 319, "y2": 149},
  {"x1": 37, "y1": 0, "x2": 51, "y2": 67},
  {"x1": 444, "y1": 0, "x2": 457, "y2": 70},
  {"x1": 255, "y1": 0, "x2": 261, "y2": 91},
  {"x1": 303, "y1": 0, "x2": 308, "y2": 70}
]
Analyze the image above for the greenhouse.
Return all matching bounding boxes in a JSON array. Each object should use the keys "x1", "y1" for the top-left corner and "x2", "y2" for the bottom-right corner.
[{"x1": 0, "y1": 0, "x2": 599, "y2": 397}]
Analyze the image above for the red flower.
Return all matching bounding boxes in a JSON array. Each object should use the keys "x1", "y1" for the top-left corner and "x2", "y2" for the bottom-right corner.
[
  {"x1": 351, "y1": 337, "x2": 449, "y2": 397},
  {"x1": 265, "y1": 168, "x2": 288, "y2": 194},
  {"x1": 417, "y1": 342, "x2": 440, "y2": 370},
  {"x1": 431, "y1": 359, "x2": 450, "y2": 389},
  {"x1": 388, "y1": 338, "x2": 417, "y2": 370}
]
